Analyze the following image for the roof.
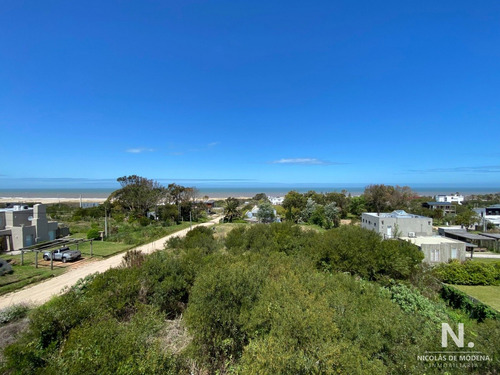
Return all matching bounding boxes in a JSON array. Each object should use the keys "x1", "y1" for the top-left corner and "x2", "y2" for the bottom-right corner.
[
  {"x1": 400, "y1": 236, "x2": 466, "y2": 246},
  {"x1": 481, "y1": 233, "x2": 500, "y2": 240},
  {"x1": 0, "y1": 206, "x2": 32, "y2": 213},
  {"x1": 425, "y1": 202, "x2": 453, "y2": 206},
  {"x1": 441, "y1": 229, "x2": 493, "y2": 241},
  {"x1": 364, "y1": 210, "x2": 429, "y2": 219}
]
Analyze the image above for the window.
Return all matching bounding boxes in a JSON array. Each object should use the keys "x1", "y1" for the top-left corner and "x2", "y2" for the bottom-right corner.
[
  {"x1": 451, "y1": 248, "x2": 458, "y2": 259},
  {"x1": 431, "y1": 249, "x2": 440, "y2": 262}
]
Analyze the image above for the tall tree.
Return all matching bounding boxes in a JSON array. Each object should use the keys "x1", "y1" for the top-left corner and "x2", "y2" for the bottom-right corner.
[
  {"x1": 108, "y1": 175, "x2": 166, "y2": 217},
  {"x1": 256, "y1": 202, "x2": 276, "y2": 223},
  {"x1": 324, "y1": 202, "x2": 340, "y2": 227},
  {"x1": 224, "y1": 197, "x2": 240, "y2": 222},
  {"x1": 283, "y1": 191, "x2": 307, "y2": 223}
]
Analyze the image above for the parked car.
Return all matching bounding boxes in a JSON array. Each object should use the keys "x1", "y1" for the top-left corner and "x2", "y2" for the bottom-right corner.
[{"x1": 43, "y1": 246, "x2": 81, "y2": 263}]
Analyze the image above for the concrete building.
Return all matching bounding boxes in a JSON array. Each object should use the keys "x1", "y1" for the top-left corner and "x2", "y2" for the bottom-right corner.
[
  {"x1": 422, "y1": 201, "x2": 456, "y2": 215},
  {"x1": 435, "y1": 193, "x2": 464, "y2": 205},
  {"x1": 361, "y1": 210, "x2": 433, "y2": 239},
  {"x1": 0, "y1": 204, "x2": 59, "y2": 251},
  {"x1": 400, "y1": 236, "x2": 467, "y2": 264}
]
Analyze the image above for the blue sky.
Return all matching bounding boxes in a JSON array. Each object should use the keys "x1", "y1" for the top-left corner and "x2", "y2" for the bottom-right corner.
[{"x1": 1, "y1": 0, "x2": 499, "y2": 189}]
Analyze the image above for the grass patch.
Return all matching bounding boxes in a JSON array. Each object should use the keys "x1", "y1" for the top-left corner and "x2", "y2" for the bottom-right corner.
[
  {"x1": 71, "y1": 222, "x2": 193, "y2": 257},
  {"x1": 77, "y1": 241, "x2": 134, "y2": 257},
  {"x1": 451, "y1": 284, "x2": 500, "y2": 312},
  {"x1": 213, "y1": 223, "x2": 248, "y2": 239},
  {"x1": 298, "y1": 223, "x2": 327, "y2": 233},
  {"x1": 0, "y1": 258, "x2": 66, "y2": 296}
]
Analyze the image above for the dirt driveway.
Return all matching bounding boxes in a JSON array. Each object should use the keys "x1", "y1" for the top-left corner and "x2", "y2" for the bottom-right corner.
[{"x1": 0, "y1": 217, "x2": 220, "y2": 310}]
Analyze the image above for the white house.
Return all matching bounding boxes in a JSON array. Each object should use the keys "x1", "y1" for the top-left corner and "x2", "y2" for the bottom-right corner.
[
  {"x1": 361, "y1": 210, "x2": 433, "y2": 239},
  {"x1": 245, "y1": 205, "x2": 279, "y2": 223},
  {"x1": 435, "y1": 193, "x2": 464, "y2": 205},
  {"x1": 400, "y1": 236, "x2": 467, "y2": 264},
  {"x1": 268, "y1": 196, "x2": 284, "y2": 205},
  {"x1": 474, "y1": 205, "x2": 500, "y2": 228}
]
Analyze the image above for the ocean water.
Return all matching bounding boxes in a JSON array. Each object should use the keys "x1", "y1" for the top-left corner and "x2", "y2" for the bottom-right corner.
[{"x1": 0, "y1": 186, "x2": 499, "y2": 199}]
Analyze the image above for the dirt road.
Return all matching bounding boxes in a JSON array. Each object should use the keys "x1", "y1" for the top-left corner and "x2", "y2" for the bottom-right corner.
[{"x1": 0, "y1": 217, "x2": 221, "y2": 310}]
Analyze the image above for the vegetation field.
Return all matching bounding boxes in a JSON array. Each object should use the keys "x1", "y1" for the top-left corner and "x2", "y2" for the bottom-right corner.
[
  {"x1": 2, "y1": 223, "x2": 499, "y2": 374},
  {"x1": 212, "y1": 222, "x2": 247, "y2": 239},
  {"x1": 452, "y1": 284, "x2": 500, "y2": 312}
]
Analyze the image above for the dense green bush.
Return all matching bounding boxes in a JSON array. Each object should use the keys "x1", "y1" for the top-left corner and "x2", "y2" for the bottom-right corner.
[
  {"x1": 434, "y1": 260, "x2": 500, "y2": 285},
  {"x1": 86, "y1": 228, "x2": 101, "y2": 240},
  {"x1": 385, "y1": 283, "x2": 448, "y2": 323},
  {"x1": 185, "y1": 255, "x2": 268, "y2": 372},
  {"x1": 140, "y1": 252, "x2": 190, "y2": 317},
  {"x1": 44, "y1": 305, "x2": 183, "y2": 375}
]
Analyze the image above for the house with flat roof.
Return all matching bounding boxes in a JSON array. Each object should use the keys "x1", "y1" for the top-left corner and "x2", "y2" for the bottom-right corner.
[
  {"x1": 473, "y1": 207, "x2": 500, "y2": 228},
  {"x1": 0, "y1": 204, "x2": 59, "y2": 251},
  {"x1": 422, "y1": 201, "x2": 456, "y2": 215},
  {"x1": 435, "y1": 193, "x2": 464, "y2": 205},
  {"x1": 400, "y1": 236, "x2": 466, "y2": 264},
  {"x1": 361, "y1": 210, "x2": 433, "y2": 239}
]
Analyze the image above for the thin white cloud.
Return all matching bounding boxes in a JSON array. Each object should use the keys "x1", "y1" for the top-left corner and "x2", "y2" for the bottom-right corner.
[
  {"x1": 126, "y1": 148, "x2": 155, "y2": 154},
  {"x1": 207, "y1": 142, "x2": 219, "y2": 147},
  {"x1": 271, "y1": 158, "x2": 340, "y2": 166}
]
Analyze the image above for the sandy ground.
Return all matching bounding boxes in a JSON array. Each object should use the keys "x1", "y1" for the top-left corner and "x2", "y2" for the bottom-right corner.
[{"x1": 0, "y1": 216, "x2": 222, "y2": 310}]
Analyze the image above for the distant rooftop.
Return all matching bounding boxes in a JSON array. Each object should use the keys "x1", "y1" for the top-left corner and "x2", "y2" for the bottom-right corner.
[
  {"x1": 0, "y1": 204, "x2": 31, "y2": 213},
  {"x1": 364, "y1": 210, "x2": 429, "y2": 219},
  {"x1": 440, "y1": 229, "x2": 492, "y2": 241},
  {"x1": 426, "y1": 201, "x2": 453, "y2": 206},
  {"x1": 400, "y1": 236, "x2": 466, "y2": 247}
]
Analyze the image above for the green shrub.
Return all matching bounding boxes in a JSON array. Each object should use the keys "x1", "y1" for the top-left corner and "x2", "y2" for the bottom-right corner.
[
  {"x1": 311, "y1": 226, "x2": 423, "y2": 280},
  {"x1": 185, "y1": 255, "x2": 268, "y2": 371},
  {"x1": 44, "y1": 305, "x2": 184, "y2": 375},
  {"x1": 86, "y1": 228, "x2": 101, "y2": 240},
  {"x1": 385, "y1": 283, "x2": 447, "y2": 323},
  {"x1": 0, "y1": 303, "x2": 30, "y2": 326},
  {"x1": 434, "y1": 260, "x2": 500, "y2": 285},
  {"x1": 140, "y1": 252, "x2": 190, "y2": 317}
]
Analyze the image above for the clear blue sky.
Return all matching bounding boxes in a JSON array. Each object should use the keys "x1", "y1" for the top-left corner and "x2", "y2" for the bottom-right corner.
[{"x1": 1, "y1": 0, "x2": 499, "y2": 189}]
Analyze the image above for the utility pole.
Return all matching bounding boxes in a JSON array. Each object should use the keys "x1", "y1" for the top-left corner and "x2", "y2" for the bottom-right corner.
[{"x1": 104, "y1": 208, "x2": 108, "y2": 238}]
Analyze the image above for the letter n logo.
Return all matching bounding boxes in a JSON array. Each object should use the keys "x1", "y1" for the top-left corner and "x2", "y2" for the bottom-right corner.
[{"x1": 442, "y1": 323, "x2": 464, "y2": 348}]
